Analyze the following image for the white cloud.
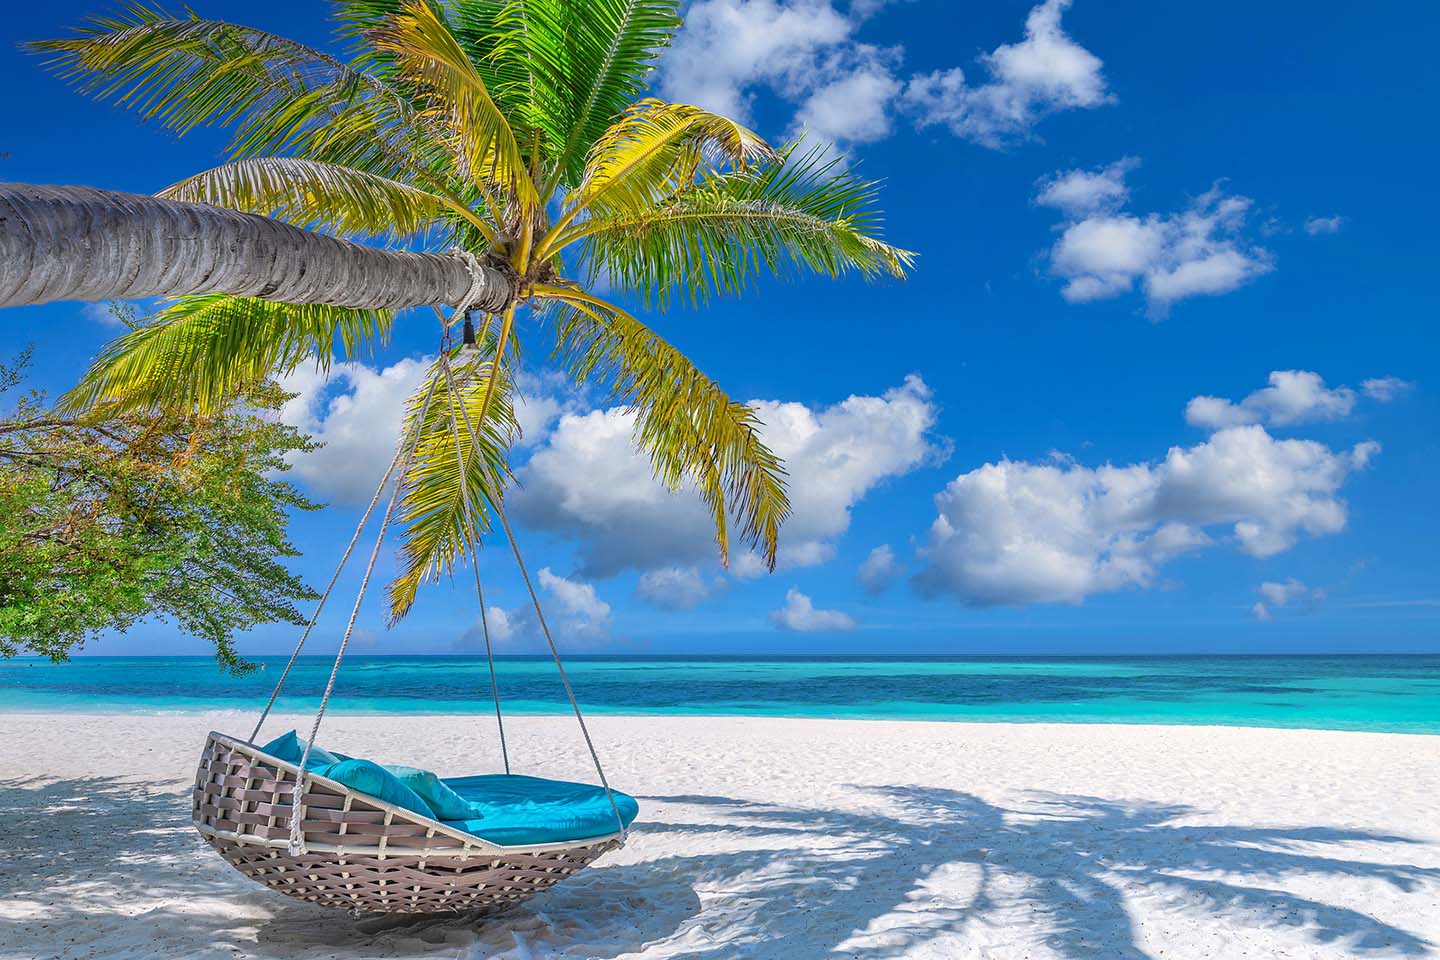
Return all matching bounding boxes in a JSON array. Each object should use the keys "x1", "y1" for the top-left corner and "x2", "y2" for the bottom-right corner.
[
  {"x1": 537, "y1": 567, "x2": 612, "y2": 639},
  {"x1": 476, "y1": 606, "x2": 519, "y2": 645},
  {"x1": 277, "y1": 358, "x2": 429, "y2": 504},
  {"x1": 1361, "y1": 376, "x2": 1414, "y2": 403},
  {"x1": 664, "y1": 0, "x2": 1107, "y2": 153},
  {"x1": 857, "y1": 544, "x2": 901, "y2": 594},
  {"x1": 1258, "y1": 578, "x2": 1310, "y2": 607},
  {"x1": 915, "y1": 425, "x2": 1378, "y2": 606},
  {"x1": 1253, "y1": 578, "x2": 1324, "y2": 622},
  {"x1": 1034, "y1": 157, "x2": 1137, "y2": 217},
  {"x1": 512, "y1": 373, "x2": 567, "y2": 447},
  {"x1": 661, "y1": 0, "x2": 855, "y2": 124},
  {"x1": 636, "y1": 566, "x2": 725, "y2": 610},
  {"x1": 1304, "y1": 216, "x2": 1344, "y2": 235},
  {"x1": 1185, "y1": 370, "x2": 1357, "y2": 429},
  {"x1": 768, "y1": 588, "x2": 857, "y2": 632},
  {"x1": 793, "y1": 48, "x2": 903, "y2": 145},
  {"x1": 464, "y1": 571, "x2": 610, "y2": 647},
  {"x1": 903, "y1": 0, "x2": 1111, "y2": 147},
  {"x1": 511, "y1": 376, "x2": 943, "y2": 578},
  {"x1": 1042, "y1": 164, "x2": 1273, "y2": 314}
]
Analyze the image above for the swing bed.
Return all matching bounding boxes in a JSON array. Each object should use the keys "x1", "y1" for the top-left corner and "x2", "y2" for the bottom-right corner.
[{"x1": 192, "y1": 309, "x2": 638, "y2": 914}]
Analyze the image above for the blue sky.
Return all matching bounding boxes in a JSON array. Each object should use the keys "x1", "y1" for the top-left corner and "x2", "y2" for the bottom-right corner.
[{"x1": 2, "y1": 0, "x2": 1437, "y2": 656}]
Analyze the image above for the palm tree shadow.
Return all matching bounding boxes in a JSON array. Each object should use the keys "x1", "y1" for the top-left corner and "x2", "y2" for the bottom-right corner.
[
  {"x1": 636, "y1": 785, "x2": 1439, "y2": 959},
  {"x1": 0, "y1": 775, "x2": 698, "y2": 960}
]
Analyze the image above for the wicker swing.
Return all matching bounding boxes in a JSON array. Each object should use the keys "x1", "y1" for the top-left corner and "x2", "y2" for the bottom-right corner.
[{"x1": 192, "y1": 332, "x2": 629, "y2": 915}]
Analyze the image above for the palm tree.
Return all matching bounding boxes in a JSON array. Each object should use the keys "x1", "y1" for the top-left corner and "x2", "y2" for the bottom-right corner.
[{"x1": 9, "y1": 0, "x2": 912, "y2": 621}]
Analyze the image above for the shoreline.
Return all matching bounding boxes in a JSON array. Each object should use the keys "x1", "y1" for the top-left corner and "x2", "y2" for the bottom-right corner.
[
  {"x1": 3, "y1": 712, "x2": 1439, "y2": 959},
  {"x1": 3, "y1": 706, "x2": 1439, "y2": 738}
]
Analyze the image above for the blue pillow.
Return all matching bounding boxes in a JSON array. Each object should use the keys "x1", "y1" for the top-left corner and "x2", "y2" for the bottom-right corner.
[
  {"x1": 309, "y1": 758, "x2": 434, "y2": 818},
  {"x1": 258, "y1": 730, "x2": 343, "y2": 769},
  {"x1": 385, "y1": 765, "x2": 480, "y2": 821}
]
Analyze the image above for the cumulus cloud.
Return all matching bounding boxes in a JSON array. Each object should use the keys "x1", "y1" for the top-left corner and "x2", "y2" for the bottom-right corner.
[
  {"x1": 1034, "y1": 157, "x2": 1137, "y2": 217},
  {"x1": 663, "y1": 0, "x2": 1107, "y2": 152},
  {"x1": 1252, "y1": 578, "x2": 1324, "y2": 621},
  {"x1": 1039, "y1": 162, "x2": 1273, "y2": 314},
  {"x1": 1187, "y1": 370, "x2": 1413, "y2": 430},
  {"x1": 903, "y1": 0, "x2": 1111, "y2": 147},
  {"x1": 636, "y1": 566, "x2": 726, "y2": 611},
  {"x1": 661, "y1": 0, "x2": 853, "y2": 124},
  {"x1": 768, "y1": 588, "x2": 857, "y2": 632},
  {"x1": 1185, "y1": 370, "x2": 1357, "y2": 429},
  {"x1": 857, "y1": 544, "x2": 902, "y2": 594},
  {"x1": 1258, "y1": 578, "x2": 1310, "y2": 607},
  {"x1": 915, "y1": 425, "x2": 1379, "y2": 606},
  {"x1": 1361, "y1": 376, "x2": 1415, "y2": 403},
  {"x1": 537, "y1": 568, "x2": 612, "y2": 639},
  {"x1": 470, "y1": 570, "x2": 613, "y2": 647},
  {"x1": 1304, "y1": 216, "x2": 1344, "y2": 236},
  {"x1": 511, "y1": 376, "x2": 943, "y2": 578},
  {"x1": 277, "y1": 358, "x2": 429, "y2": 503}
]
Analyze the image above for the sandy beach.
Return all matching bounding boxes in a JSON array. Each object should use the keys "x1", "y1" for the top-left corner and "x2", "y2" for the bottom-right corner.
[{"x1": 2, "y1": 712, "x2": 1438, "y2": 960}]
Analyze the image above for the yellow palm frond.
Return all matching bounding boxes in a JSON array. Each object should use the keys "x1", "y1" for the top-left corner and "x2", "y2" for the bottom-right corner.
[
  {"x1": 535, "y1": 284, "x2": 789, "y2": 570},
  {"x1": 388, "y1": 347, "x2": 518, "y2": 622},
  {"x1": 539, "y1": 99, "x2": 776, "y2": 257},
  {"x1": 370, "y1": 1, "x2": 538, "y2": 211},
  {"x1": 160, "y1": 157, "x2": 492, "y2": 243},
  {"x1": 60, "y1": 295, "x2": 391, "y2": 416}
]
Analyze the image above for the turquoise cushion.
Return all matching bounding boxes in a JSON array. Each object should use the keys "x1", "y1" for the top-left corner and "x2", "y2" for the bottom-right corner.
[
  {"x1": 386, "y1": 765, "x2": 477, "y2": 821},
  {"x1": 309, "y1": 758, "x2": 434, "y2": 819},
  {"x1": 258, "y1": 730, "x2": 343, "y2": 769},
  {"x1": 439, "y1": 775, "x2": 640, "y2": 846}
]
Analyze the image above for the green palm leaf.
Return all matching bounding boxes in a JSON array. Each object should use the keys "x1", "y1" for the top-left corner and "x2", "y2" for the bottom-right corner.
[
  {"x1": 567, "y1": 146, "x2": 915, "y2": 307},
  {"x1": 62, "y1": 296, "x2": 392, "y2": 415},
  {"x1": 514, "y1": 0, "x2": 684, "y2": 192},
  {"x1": 388, "y1": 348, "x2": 519, "y2": 622},
  {"x1": 159, "y1": 157, "x2": 485, "y2": 242},
  {"x1": 28, "y1": 7, "x2": 453, "y2": 191},
  {"x1": 370, "y1": 1, "x2": 538, "y2": 209}
]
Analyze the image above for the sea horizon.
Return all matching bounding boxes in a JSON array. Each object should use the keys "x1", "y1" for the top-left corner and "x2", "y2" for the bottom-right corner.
[{"x1": 6, "y1": 653, "x2": 1438, "y2": 735}]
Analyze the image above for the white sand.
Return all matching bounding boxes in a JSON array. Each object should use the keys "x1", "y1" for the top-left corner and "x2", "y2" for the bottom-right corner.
[{"x1": 1, "y1": 712, "x2": 1438, "y2": 960}]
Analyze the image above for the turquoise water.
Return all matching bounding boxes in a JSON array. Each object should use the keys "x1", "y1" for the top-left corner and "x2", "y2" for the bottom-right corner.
[{"x1": 2, "y1": 655, "x2": 1438, "y2": 734}]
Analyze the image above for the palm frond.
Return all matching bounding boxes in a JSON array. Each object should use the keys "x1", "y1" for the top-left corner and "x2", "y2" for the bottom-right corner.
[
  {"x1": 388, "y1": 348, "x2": 518, "y2": 622},
  {"x1": 61, "y1": 296, "x2": 391, "y2": 415},
  {"x1": 513, "y1": 1, "x2": 684, "y2": 193},
  {"x1": 537, "y1": 286, "x2": 789, "y2": 569},
  {"x1": 29, "y1": 7, "x2": 439, "y2": 185},
  {"x1": 370, "y1": 1, "x2": 538, "y2": 209},
  {"x1": 159, "y1": 157, "x2": 486, "y2": 242},
  {"x1": 548, "y1": 99, "x2": 775, "y2": 242},
  {"x1": 565, "y1": 145, "x2": 915, "y2": 307}
]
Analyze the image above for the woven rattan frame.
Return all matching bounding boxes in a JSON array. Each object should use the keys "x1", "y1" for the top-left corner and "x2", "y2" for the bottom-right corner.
[{"x1": 192, "y1": 732, "x2": 622, "y2": 914}]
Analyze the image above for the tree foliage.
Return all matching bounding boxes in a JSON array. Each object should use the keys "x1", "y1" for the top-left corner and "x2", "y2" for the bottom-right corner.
[{"x1": 0, "y1": 348, "x2": 319, "y2": 672}]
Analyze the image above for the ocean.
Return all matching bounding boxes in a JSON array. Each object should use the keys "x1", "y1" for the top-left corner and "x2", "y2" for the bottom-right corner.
[{"x1": 2, "y1": 655, "x2": 1438, "y2": 734}]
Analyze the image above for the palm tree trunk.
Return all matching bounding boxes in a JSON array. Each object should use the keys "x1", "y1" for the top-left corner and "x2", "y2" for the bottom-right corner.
[{"x1": 0, "y1": 183, "x2": 514, "y2": 311}]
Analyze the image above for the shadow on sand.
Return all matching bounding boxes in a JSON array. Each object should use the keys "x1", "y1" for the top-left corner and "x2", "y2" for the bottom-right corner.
[{"x1": 1, "y1": 776, "x2": 1435, "y2": 959}]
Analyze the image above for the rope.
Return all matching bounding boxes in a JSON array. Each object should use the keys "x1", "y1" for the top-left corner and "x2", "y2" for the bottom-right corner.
[
  {"x1": 446, "y1": 352, "x2": 629, "y2": 841},
  {"x1": 449, "y1": 247, "x2": 493, "y2": 317},
  {"x1": 437, "y1": 348, "x2": 510, "y2": 775},
  {"x1": 288, "y1": 369, "x2": 441, "y2": 856},
  {"x1": 249, "y1": 441, "x2": 409, "y2": 745}
]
